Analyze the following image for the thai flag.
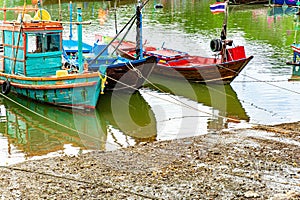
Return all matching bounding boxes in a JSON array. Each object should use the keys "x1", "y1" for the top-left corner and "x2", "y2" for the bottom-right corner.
[{"x1": 210, "y1": 2, "x2": 226, "y2": 14}]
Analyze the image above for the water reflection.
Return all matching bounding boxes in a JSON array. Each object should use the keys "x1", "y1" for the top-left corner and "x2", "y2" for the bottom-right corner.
[
  {"x1": 142, "y1": 75, "x2": 249, "y2": 140},
  {"x1": 0, "y1": 91, "x2": 156, "y2": 165}
]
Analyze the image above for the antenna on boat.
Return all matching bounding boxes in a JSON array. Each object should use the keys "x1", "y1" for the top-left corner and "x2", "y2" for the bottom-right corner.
[
  {"x1": 294, "y1": 1, "x2": 300, "y2": 44},
  {"x1": 37, "y1": 0, "x2": 42, "y2": 21},
  {"x1": 69, "y1": 1, "x2": 73, "y2": 40},
  {"x1": 136, "y1": 0, "x2": 143, "y2": 60},
  {"x1": 77, "y1": 7, "x2": 84, "y2": 73},
  {"x1": 220, "y1": 0, "x2": 229, "y2": 62},
  {"x1": 58, "y1": 0, "x2": 62, "y2": 21},
  {"x1": 114, "y1": 0, "x2": 118, "y2": 34},
  {"x1": 12, "y1": 2, "x2": 27, "y2": 75}
]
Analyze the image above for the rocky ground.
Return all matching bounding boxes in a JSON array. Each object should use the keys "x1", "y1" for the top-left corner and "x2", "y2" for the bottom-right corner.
[{"x1": 0, "y1": 122, "x2": 300, "y2": 199}]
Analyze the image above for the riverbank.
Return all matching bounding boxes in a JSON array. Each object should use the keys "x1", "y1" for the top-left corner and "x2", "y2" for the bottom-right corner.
[{"x1": 0, "y1": 122, "x2": 300, "y2": 199}]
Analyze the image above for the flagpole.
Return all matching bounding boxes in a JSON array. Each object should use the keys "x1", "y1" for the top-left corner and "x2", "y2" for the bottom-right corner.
[{"x1": 221, "y1": 0, "x2": 228, "y2": 62}]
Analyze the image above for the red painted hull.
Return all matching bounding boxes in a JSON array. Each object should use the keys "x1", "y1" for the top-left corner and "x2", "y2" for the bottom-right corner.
[{"x1": 112, "y1": 40, "x2": 253, "y2": 84}]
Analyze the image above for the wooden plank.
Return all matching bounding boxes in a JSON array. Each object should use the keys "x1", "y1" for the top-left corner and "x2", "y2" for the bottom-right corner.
[
  {"x1": 11, "y1": 81, "x2": 98, "y2": 90},
  {"x1": 0, "y1": 71, "x2": 100, "y2": 81}
]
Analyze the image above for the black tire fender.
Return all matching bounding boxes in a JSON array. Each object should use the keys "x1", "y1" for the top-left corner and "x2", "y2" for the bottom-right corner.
[{"x1": 2, "y1": 80, "x2": 11, "y2": 95}]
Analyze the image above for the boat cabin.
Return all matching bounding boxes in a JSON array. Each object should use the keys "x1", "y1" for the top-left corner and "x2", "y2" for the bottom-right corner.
[{"x1": 0, "y1": 21, "x2": 63, "y2": 77}]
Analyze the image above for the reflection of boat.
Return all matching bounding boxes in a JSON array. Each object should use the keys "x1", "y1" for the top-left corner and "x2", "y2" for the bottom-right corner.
[
  {"x1": 0, "y1": 6, "x2": 103, "y2": 110},
  {"x1": 0, "y1": 95, "x2": 107, "y2": 159},
  {"x1": 268, "y1": 6, "x2": 297, "y2": 16},
  {"x1": 97, "y1": 90, "x2": 157, "y2": 142},
  {"x1": 144, "y1": 74, "x2": 249, "y2": 122},
  {"x1": 268, "y1": 6, "x2": 283, "y2": 16},
  {"x1": 0, "y1": 89, "x2": 157, "y2": 162}
]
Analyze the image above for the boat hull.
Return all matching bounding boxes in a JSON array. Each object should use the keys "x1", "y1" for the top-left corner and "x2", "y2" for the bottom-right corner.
[
  {"x1": 152, "y1": 57, "x2": 253, "y2": 84},
  {"x1": 112, "y1": 40, "x2": 253, "y2": 84},
  {"x1": 89, "y1": 56, "x2": 157, "y2": 91},
  {"x1": 0, "y1": 72, "x2": 101, "y2": 110}
]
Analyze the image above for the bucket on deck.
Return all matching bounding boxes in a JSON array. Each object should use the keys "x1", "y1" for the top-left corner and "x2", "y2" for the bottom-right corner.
[
  {"x1": 33, "y1": 9, "x2": 51, "y2": 21},
  {"x1": 226, "y1": 46, "x2": 246, "y2": 61},
  {"x1": 56, "y1": 70, "x2": 68, "y2": 77}
]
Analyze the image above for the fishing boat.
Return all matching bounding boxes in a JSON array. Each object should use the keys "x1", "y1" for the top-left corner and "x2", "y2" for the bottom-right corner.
[
  {"x1": 62, "y1": 1, "x2": 157, "y2": 91},
  {"x1": 286, "y1": 4, "x2": 300, "y2": 80},
  {"x1": 0, "y1": 5, "x2": 105, "y2": 110},
  {"x1": 112, "y1": 1, "x2": 253, "y2": 84}
]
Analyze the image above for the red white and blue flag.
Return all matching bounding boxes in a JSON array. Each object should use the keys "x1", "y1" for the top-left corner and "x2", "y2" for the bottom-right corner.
[{"x1": 210, "y1": 2, "x2": 226, "y2": 14}]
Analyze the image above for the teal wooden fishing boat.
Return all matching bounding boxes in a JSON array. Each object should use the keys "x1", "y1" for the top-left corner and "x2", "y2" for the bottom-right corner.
[{"x1": 0, "y1": 6, "x2": 105, "y2": 109}]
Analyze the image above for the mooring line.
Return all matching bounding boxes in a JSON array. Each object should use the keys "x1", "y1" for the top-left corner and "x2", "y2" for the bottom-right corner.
[
  {"x1": 217, "y1": 64, "x2": 300, "y2": 95},
  {"x1": 0, "y1": 165, "x2": 161, "y2": 200},
  {"x1": 203, "y1": 84, "x2": 286, "y2": 121}
]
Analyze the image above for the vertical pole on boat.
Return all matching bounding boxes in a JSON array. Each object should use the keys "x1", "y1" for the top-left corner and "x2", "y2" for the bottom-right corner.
[
  {"x1": 221, "y1": 0, "x2": 228, "y2": 62},
  {"x1": 3, "y1": 2, "x2": 6, "y2": 22},
  {"x1": 58, "y1": 0, "x2": 62, "y2": 21},
  {"x1": 136, "y1": 0, "x2": 143, "y2": 60},
  {"x1": 38, "y1": 0, "x2": 42, "y2": 21},
  {"x1": 114, "y1": 0, "x2": 118, "y2": 34},
  {"x1": 77, "y1": 7, "x2": 83, "y2": 73},
  {"x1": 69, "y1": 1, "x2": 73, "y2": 40}
]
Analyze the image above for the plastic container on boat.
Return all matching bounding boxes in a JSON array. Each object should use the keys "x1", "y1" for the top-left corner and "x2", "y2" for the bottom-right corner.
[
  {"x1": 284, "y1": 0, "x2": 297, "y2": 6},
  {"x1": 272, "y1": 0, "x2": 284, "y2": 5}
]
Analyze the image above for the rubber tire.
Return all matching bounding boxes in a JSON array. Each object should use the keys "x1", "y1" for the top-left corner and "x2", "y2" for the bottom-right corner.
[
  {"x1": 210, "y1": 39, "x2": 222, "y2": 52},
  {"x1": 2, "y1": 81, "x2": 11, "y2": 95}
]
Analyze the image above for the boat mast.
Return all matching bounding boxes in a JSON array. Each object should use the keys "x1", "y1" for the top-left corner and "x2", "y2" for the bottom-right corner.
[
  {"x1": 136, "y1": 0, "x2": 143, "y2": 60},
  {"x1": 69, "y1": 1, "x2": 73, "y2": 40},
  {"x1": 221, "y1": 0, "x2": 228, "y2": 62},
  {"x1": 58, "y1": 0, "x2": 62, "y2": 21},
  {"x1": 77, "y1": 7, "x2": 83, "y2": 73}
]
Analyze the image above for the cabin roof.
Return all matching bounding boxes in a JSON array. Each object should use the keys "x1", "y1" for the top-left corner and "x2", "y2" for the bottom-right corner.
[{"x1": 0, "y1": 21, "x2": 63, "y2": 32}]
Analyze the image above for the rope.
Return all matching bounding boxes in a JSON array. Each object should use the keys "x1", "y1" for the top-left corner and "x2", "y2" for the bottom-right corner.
[
  {"x1": 0, "y1": 165, "x2": 161, "y2": 200},
  {"x1": 111, "y1": 17, "x2": 137, "y2": 55},
  {"x1": 234, "y1": 80, "x2": 288, "y2": 83},
  {"x1": 216, "y1": 64, "x2": 300, "y2": 95}
]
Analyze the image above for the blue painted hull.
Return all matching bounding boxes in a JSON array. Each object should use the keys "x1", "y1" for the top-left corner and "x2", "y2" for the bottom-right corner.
[
  {"x1": 272, "y1": 0, "x2": 284, "y2": 4},
  {"x1": 63, "y1": 39, "x2": 93, "y2": 54},
  {"x1": 0, "y1": 72, "x2": 101, "y2": 110},
  {"x1": 285, "y1": 0, "x2": 297, "y2": 5}
]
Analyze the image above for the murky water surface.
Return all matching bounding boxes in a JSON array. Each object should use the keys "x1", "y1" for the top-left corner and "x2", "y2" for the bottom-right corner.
[{"x1": 0, "y1": 0, "x2": 300, "y2": 165}]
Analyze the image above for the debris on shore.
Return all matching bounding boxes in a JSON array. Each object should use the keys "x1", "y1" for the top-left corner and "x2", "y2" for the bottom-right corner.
[{"x1": 0, "y1": 122, "x2": 300, "y2": 199}]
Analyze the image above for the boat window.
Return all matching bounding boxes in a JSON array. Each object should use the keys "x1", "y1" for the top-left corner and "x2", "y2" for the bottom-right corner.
[{"x1": 27, "y1": 33, "x2": 60, "y2": 53}]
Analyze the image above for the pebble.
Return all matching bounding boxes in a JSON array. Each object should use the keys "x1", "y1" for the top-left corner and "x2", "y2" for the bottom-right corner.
[{"x1": 0, "y1": 123, "x2": 299, "y2": 199}]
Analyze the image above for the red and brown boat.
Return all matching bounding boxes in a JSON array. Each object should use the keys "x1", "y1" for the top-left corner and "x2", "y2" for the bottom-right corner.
[{"x1": 111, "y1": 39, "x2": 253, "y2": 84}]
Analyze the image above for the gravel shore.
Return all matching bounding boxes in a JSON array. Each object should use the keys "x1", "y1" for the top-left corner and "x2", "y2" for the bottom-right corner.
[{"x1": 0, "y1": 122, "x2": 300, "y2": 199}]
